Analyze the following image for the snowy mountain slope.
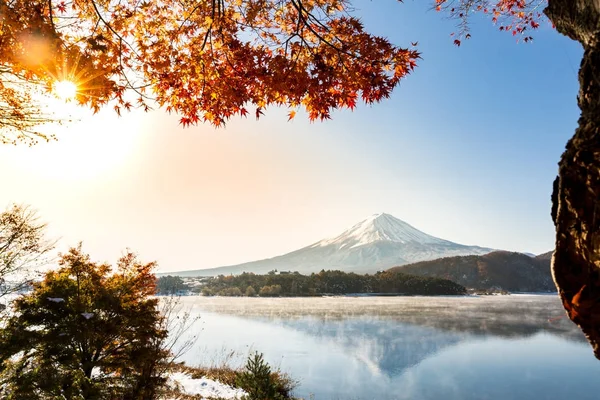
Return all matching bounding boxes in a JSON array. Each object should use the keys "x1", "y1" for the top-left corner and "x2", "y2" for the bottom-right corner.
[
  {"x1": 313, "y1": 213, "x2": 449, "y2": 249},
  {"x1": 171, "y1": 213, "x2": 494, "y2": 277}
]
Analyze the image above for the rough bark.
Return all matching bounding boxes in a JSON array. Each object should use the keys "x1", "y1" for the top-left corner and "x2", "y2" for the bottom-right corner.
[{"x1": 545, "y1": 0, "x2": 600, "y2": 359}]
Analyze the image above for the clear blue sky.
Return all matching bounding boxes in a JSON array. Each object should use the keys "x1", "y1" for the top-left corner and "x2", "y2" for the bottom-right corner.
[
  {"x1": 304, "y1": 1, "x2": 582, "y2": 252},
  {"x1": 312, "y1": 0, "x2": 582, "y2": 255},
  {"x1": 0, "y1": 1, "x2": 583, "y2": 271}
]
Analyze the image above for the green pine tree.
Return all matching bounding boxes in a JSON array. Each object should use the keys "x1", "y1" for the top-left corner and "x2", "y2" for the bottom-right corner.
[{"x1": 236, "y1": 352, "x2": 285, "y2": 400}]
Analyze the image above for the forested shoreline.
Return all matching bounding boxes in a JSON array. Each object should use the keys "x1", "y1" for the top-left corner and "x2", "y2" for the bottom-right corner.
[{"x1": 159, "y1": 270, "x2": 467, "y2": 297}]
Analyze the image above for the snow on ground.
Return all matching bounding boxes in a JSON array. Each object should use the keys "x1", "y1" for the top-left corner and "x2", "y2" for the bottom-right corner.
[{"x1": 168, "y1": 372, "x2": 247, "y2": 399}]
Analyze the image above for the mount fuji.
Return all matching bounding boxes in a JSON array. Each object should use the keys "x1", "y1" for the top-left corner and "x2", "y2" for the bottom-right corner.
[{"x1": 174, "y1": 213, "x2": 495, "y2": 277}]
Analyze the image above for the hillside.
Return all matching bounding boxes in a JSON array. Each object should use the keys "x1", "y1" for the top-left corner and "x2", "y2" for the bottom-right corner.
[
  {"x1": 535, "y1": 251, "x2": 554, "y2": 261},
  {"x1": 388, "y1": 251, "x2": 555, "y2": 292},
  {"x1": 167, "y1": 213, "x2": 493, "y2": 277}
]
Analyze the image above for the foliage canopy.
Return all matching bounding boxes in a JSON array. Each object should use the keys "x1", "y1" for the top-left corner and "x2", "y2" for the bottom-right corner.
[
  {"x1": 0, "y1": 245, "x2": 169, "y2": 399},
  {"x1": 0, "y1": 0, "x2": 546, "y2": 143}
]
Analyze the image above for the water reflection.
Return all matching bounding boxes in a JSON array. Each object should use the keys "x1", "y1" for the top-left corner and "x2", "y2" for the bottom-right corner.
[
  {"x1": 270, "y1": 317, "x2": 464, "y2": 376},
  {"x1": 176, "y1": 295, "x2": 600, "y2": 400}
]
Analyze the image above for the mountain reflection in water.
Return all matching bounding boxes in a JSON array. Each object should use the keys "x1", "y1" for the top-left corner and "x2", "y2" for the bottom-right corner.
[{"x1": 176, "y1": 295, "x2": 600, "y2": 400}]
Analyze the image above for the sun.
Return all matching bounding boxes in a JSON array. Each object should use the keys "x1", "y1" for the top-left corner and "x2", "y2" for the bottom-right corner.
[{"x1": 54, "y1": 80, "x2": 78, "y2": 100}]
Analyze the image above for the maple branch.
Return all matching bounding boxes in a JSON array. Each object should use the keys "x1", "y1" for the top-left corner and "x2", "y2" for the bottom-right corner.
[
  {"x1": 47, "y1": 0, "x2": 56, "y2": 32},
  {"x1": 177, "y1": 1, "x2": 205, "y2": 33},
  {"x1": 290, "y1": 0, "x2": 359, "y2": 61},
  {"x1": 87, "y1": 0, "x2": 141, "y2": 59},
  {"x1": 117, "y1": 39, "x2": 155, "y2": 103},
  {"x1": 436, "y1": 0, "x2": 546, "y2": 40},
  {"x1": 85, "y1": 2, "x2": 156, "y2": 106}
]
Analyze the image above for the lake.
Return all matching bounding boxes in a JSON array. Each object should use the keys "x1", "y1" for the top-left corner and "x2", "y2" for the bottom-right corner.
[{"x1": 173, "y1": 295, "x2": 600, "y2": 400}]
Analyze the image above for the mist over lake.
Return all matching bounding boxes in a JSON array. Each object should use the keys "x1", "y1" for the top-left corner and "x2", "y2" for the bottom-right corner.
[{"x1": 172, "y1": 295, "x2": 600, "y2": 400}]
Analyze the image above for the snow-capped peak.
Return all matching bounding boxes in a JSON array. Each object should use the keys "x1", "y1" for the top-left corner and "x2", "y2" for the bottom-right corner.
[
  {"x1": 168, "y1": 212, "x2": 494, "y2": 276},
  {"x1": 316, "y1": 213, "x2": 448, "y2": 249}
]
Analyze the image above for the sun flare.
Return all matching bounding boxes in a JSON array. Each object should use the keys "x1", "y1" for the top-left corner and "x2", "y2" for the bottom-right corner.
[{"x1": 54, "y1": 80, "x2": 78, "y2": 100}]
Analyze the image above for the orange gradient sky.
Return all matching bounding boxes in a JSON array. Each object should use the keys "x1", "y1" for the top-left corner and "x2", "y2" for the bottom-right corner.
[{"x1": 1, "y1": 102, "x2": 560, "y2": 272}]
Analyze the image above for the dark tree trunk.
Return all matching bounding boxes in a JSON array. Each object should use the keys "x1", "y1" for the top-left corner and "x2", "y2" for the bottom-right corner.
[{"x1": 545, "y1": 0, "x2": 600, "y2": 359}]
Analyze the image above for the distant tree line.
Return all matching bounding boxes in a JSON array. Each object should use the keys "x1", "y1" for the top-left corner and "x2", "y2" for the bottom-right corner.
[
  {"x1": 156, "y1": 275, "x2": 189, "y2": 295},
  {"x1": 200, "y1": 270, "x2": 466, "y2": 297}
]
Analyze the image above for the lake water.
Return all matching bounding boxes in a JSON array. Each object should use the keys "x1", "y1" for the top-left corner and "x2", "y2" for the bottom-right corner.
[{"x1": 173, "y1": 295, "x2": 600, "y2": 400}]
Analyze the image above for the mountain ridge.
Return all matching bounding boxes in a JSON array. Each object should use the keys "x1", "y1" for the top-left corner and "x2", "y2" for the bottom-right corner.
[{"x1": 388, "y1": 250, "x2": 555, "y2": 292}]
